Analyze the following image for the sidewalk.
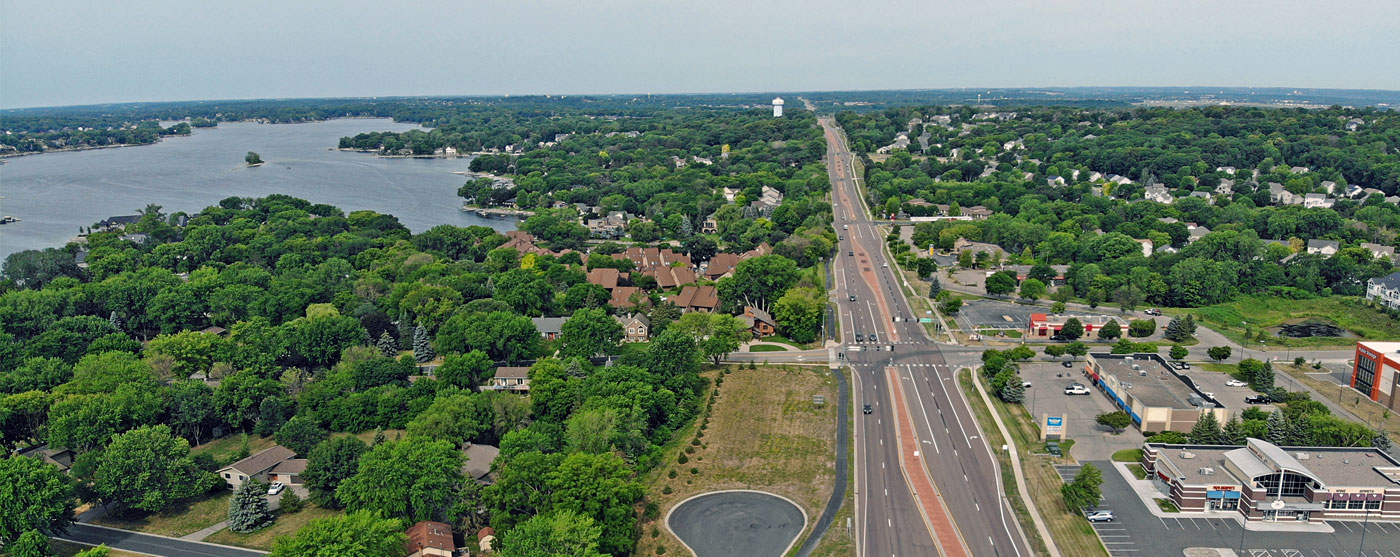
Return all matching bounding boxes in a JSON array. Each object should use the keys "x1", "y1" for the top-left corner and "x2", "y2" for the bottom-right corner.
[
  {"x1": 181, "y1": 520, "x2": 228, "y2": 541},
  {"x1": 1108, "y1": 462, "x2": 1334, "y2": 533}
]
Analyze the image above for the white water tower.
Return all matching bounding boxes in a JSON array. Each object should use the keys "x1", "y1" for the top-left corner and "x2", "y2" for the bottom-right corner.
[{"x1": 772, "y1": 97, "x2": 784, "y2": 117}]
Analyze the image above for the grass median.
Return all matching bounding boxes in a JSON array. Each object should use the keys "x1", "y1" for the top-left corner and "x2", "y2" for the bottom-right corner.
[{"x1": 961, "y1": 368, "x2": 1109, "y2": 557}]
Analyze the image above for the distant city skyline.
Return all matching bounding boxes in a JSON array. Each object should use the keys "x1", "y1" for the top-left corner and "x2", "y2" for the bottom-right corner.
[{"x1": 3, "y1": 0, "x2": 1398, "y2": 109}]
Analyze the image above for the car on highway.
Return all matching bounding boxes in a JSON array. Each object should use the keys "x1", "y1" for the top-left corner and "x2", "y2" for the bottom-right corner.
[
  {"x1": 849, "y1": 294, "x2": 856, "y2": 301},
  {"x1": 848, "y1": 251, "x2": 854, "y2": 256},
  {"x1": 855, "y1": 333, "x2": 864, "y2": 342},
  {"x1": 268, "y1": 482, "x2": 286, "y2": 495},
  {"x1": 843, "y1": 224, "x2": 848, "y2": 229},
  {"x1": 888, "y1": 345, "x2": 894, "y2": 352},
  {"x1": 863, "y1": 404, "x2": 873, "y2": 414},
  {"x1": 868, "y1": 333, "x2": 877, "y2": 342},
  {"x1": 1064, "y1": 384, "x2": 1090, "y2": 395},
  {"x1": 1245, "y1": 394, "x2": 1271, "y2": 404},
  {"x1": 1062, "y1": 361, "x2": 1074, "y2": 368},
  {"x1": 1225, "y1": 379, "x2": 1247, "y2": 387},
  {"x1": 1144, "y1": 308, "x2": 1162, "y2": 316},
  {"x1": 1086, "y1": 510, "x2": 1115, "y2": 522}
]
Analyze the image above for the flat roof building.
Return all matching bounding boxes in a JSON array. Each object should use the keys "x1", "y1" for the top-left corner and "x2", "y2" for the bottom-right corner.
[
  {"x1": 1025, "y1": 313, "x2": 1127, "y2": 338},
  {"x1": 1085, "y1": 352, "x2": 1227, "y2": 433},
  {"x1": 1351, "y1": 341, "x2": 1400, "y2": 411},
  {"x1": 1143, "y1": 438, "x2": 1400, "y2": 523}
]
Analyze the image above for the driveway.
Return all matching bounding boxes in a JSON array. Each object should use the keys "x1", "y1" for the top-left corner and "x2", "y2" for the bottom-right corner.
[{"x1": 59, "y1": 524, "x2": 266, "y2": 557}]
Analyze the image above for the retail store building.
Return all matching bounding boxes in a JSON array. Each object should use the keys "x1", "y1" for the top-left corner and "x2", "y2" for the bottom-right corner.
[{"x1": 1083, "y1": 352, "x2": 1227, "y2": 433}]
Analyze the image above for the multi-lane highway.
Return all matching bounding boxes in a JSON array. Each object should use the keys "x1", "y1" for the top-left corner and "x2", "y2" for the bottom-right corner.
[{"x1": 823, "y1": 118, "x2": 1032, "y2": 557}]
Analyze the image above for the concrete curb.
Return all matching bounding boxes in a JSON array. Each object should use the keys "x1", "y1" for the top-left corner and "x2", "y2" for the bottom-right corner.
[
  {"x1": 968, "y1": 366, "x2": 1062, "y2": 557},
  {"x1": 664, "y1": 489, "x2": 809, "y2": 557}
]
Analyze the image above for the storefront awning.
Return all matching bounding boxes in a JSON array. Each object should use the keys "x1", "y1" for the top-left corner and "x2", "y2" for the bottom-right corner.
[{"x1": 1207, "y1": 490, "x2": 1241, "y2": 499}]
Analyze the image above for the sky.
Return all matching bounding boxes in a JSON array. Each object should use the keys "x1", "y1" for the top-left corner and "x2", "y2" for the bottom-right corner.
[{"x1": 3, "y1": 0, "x2": 1399, "y2": 109}]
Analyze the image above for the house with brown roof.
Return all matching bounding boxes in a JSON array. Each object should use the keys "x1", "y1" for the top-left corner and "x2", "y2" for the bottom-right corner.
[
  {"x1": 462, "y1": 442, "x2": 501, "y2": 485},
  {"x1": 624, "y1": 247, "x2": 692, "y2": 271},
  {"x1": 609, "y1": 286, "x2": 644, "y2": 310},
  {"x1": 617, "y1": 313, "x2": 651, "y2": 342},
  {"x1": 484, "y1": 366, "x2": 530, "y2": 392},
  {"x1": 648, "y1": 265, "x2": 698, "y2": 289},
  {"x1": 267, "y1": 458, "x2": 307, "y2": 486},
  {"x1": 19, "y1": 445, "x2": 75, "y2": 474},
  {"x1": 587, "y1": 267, "x2": 626, "y2": 290},
  {"x1": 671, "y1": 285, "x2": 719, "y2": 313},
  {"x1": 216, "y1": 445, "x2": 299, "y2": 489},
  {"x1": 477, "y1": 527, "x2": 497, "y2": 553},
  {"x1": 704, "y1": 253, "x2": 741, "y2": 280},
  {"x1": 405, "y1": 521, "x2": 455, "y2": 557},
  {"x1": 741, "y1": 306, "x2": 777, "y2": 338}
]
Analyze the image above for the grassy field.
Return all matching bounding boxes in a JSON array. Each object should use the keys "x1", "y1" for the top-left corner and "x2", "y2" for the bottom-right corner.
[
  {"x1": 93, "y1": 492, "x2": 232, "y2": 538},
  {"x1": 635, "y1": 365, "x2": 840, "y2": 557},
  {"x1": 190, "y1": 433, "x2": 275, "y2": 462},
  {"x1": 204, "y1": 504, "x2": 341, "y2": 551},
  {"x1": 963, "y1": 369, "x2": 1109, "y2": 557},
  {"x1": 1180, "y1": 295, "x2": 1400, "y2": 348},
  {"x1": 50, "y1": 540, "x2": 145, "y2": 557},
  {"x1": 749, "y1": 344, "x2": 790, "y2": 352}
]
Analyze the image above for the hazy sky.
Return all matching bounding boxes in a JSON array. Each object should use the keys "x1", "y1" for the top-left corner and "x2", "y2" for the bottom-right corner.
[{"x1": 3, "y1": 0, "x2": 1398, "y2": 109}]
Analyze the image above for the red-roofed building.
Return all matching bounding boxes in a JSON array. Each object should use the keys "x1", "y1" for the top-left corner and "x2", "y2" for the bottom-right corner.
[
  {"x1": 671, "y1": 285, "x2": 719, "y2": 313},
  {"x1": 1026, "y1": 313, "x2": 1127, "y2": 338},
  {"x1": 405, "y1": 521, "x2": 454, "y2": 557}
]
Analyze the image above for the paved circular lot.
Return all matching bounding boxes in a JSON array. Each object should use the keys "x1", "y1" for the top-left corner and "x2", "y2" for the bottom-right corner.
[{"x1": 666, "y1": 490, "x2": 807, "y2": 557}]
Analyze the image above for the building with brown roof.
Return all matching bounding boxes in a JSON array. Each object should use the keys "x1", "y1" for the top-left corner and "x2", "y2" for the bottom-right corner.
[
  {"x1": 648, "y1": 265, "x2": 697, "y2": 289},
  {"x1": 671, "y1": 285, "x2": 719, "y2": 313},
  {"x1": 405, "y1": 521, "x2": 455, "y2": 557},
  {"x1": 609, "y1": 286, "x2": 643, "y2": 310},
  {"x1": 216, "y1": 445, "x2": 298, "y2": 489},
  {"x1": 484, "y1": 366, "x2": 531, "y2": 392},
  {"x1": 704, "y1": 253, "x2": 741, "y2": 280},
  {"x1": 587, "y1": 267, "x2": 626, "y2": 290},
  {"x1": 624, "y1": 246, "x2": 692, "y2": 271},
  {"x1": 741, "y1": 306, "x2": 777, "y2": 337},
  {"x1": 267, "y1": 458, "x2": 308, "y2": 486},
  {"x1": 617, "y1": 313, "x2": 652, "y2": 342}
]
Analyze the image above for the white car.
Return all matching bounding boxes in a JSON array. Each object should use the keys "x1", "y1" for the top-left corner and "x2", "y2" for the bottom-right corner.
[
  {"x1": 267, "y1": 482, "x2": 286, "y2": 495},
  {"x1": 1225, "y1": 380, "x2": 1247, "y2": 387},
  {"x1": 1086, "y1": 510, "x2": 1115, "y2": 522}
]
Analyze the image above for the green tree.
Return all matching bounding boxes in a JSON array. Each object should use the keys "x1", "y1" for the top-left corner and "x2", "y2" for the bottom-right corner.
[
  {"x1": 435, "y1": 350, "x2": 494, "y2": 390},
  {"x1": 1019, "y1": 278, "x2": 1046, "y2": 301},
  {"x1": 673, "y1": 313, "x2": 749, "y2": 366},
  {"x1": 227, "y1": 479, "x2": 273, "y2": 533},
  {"x1": 1061, "y1": 463, "x2": 1103, "y2": 511},
  {"x1": 1000, "y1": 376, "x2": 1026, "y2": 403},
  {"x1": 245, "y1": 152, "x2": 263, "y2": 165},
  {"x1": 1188, "y1": 412, "x2": 1224, "y2": 445},
  {"x1": 940, "y1": 297, "x2": 963, "y2": 314},
  {"x1": 772, "y1": 286, "x2": 824, "y2": 344},
  {"x1": 284, "y1": 315, "x2": 369, "y2": 368},
  {"x1": 1051, "y1": 301, "x2": 1066, "y2": 314},
  {"x1": 1095, "y1": 411, "x2": 1131, "y2": 434},
  {"x1": 376, "y1": 331, "x2": 398, "y2": 358},
  {"x1": 546, "y1": 452, "x2": 644, "y2": 555},
  {"x1": 88, "y1": 425, "x2": 215, "y2": 513},
  {"x1": 1169, "y1": 345, "x2": 1188, "y2": 361},
  {"x1": 1164, "y1": 316, "x2": 1191, "y2": 342},
  {"x1": 435, "y1": 311, "x2": 540, "y2": 362},
  {"x1": 1044, "y1": 345, "x2": 1066, "y2": 359},
  {"x1": 1221, "y1": 417, "x2": 1247, "y2": 445},
  {"x1": 413, "y1": 324, "x2": 435, "y2": 363},
  {"x1": 1097, "y1": 320, "x2": 1122, "y2": 341},
  {"x1": 6, "y1": 529, "x2": 54, "y2": 557},
  {"x1": 279, "y1": 489, "x2": 304, "y2": 513},
  {"x1": 558, "y1": 308, "x2": 624, "y2": 359},
  {"x1": 1060, "y1": 318, "x2": 1084, "y2": 340},
  {"x1": 1207, "y1": 346, "x2": 1232, "y2": 362},
  {"x1": 405, "y1": 392, "x2": 490, "y2": 446},
  {"x1": 1065, "y1": 342, "x2": 1089, "y2": 359},
  {"x1": 984, "y1": 271, "x2": 1016, "y2": 297},
  {"x1": 0, "y1": 456, "x2": 75, "y2": 544},
  {"x1": 275, "y1": 415, "x2": 328, "y2": 457},
  {"x1": 499, "y1": 510, "x2": 607, "y2": 557},
  {"x1": 928, "y1": 276, "x2": 942, "y2": 299},
  {"x1": 1239, "y1": 358, "x2": 1275, "y2": 390},
  {"x1": 337, "y1": 437, "x2": 464, "y2": 523},
  {"x1": 302, "y1": 436, "x2": 367, "y2": 508},
  {"x1": 716, "y1": 255, "x2": 800, "y2": 313},
  {"x1": 269, "y1": 510, "x2": 405, "y2": 557},
  {"x1": 1128, "y1": 319, "x2": 1156, "y2": 337}
]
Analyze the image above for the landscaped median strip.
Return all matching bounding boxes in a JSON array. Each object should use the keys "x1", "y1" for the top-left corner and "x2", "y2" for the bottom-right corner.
[{"x1": 885, "y1": 366, "x2": 969, "y2": 557}]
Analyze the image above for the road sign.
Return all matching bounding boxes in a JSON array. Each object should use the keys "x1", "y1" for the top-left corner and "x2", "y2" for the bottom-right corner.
[{"x1": 919, "y1": 318, "x2": 933, "y2": 323}]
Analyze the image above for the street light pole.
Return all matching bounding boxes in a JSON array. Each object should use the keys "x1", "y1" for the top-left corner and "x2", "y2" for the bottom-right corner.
[{"x1": 1359, "y1": 506, "x2": 1370, "y2": 555}]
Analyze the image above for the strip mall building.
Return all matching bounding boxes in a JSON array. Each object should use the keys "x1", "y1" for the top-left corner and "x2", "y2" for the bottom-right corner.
[
  {"x1": 1143, "y1": 438, "x2": 1400, "y2": 523},
  {"x1": 1351, "y1": 341, "x2": 1400, "y2": 411}
]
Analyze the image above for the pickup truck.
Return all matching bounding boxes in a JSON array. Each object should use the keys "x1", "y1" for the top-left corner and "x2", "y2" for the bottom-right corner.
[{"x1": 1064, "y1": 384, "x2": 1091, "y2": 395}]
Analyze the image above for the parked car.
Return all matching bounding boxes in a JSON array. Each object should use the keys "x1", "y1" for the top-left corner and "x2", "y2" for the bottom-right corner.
[
  {"x1": 1225, "y1": 379, "x2": 1247, "y2": 387},
  {"x1": 1062, "y1": 361, "x2": 1074, "y2": 368},
  {"x1": 1177, "y1": 362, "x2": 1191, "y2": 370},
  {"x1": 267, "y1": 482, "x2": 286, "y2": 495},
  {"x1": 1144, "y1": 308, "x2": 1162, "y2": 316},
  {"x1": 1050, "y1": 334, "x2": 1068, "y2": 341},
  {"x1": 1245, "y1": 394, "x2": 1271, "y2": 404},
  {"x1": 1064, "y1": 385, "x2": 1091, "y2": 395},
  {"x1": 1021, "y1": 381, "x2": 1033, "y2": 389},
  {"x1": 1086, "y1": 510, "x2": 1115, "y2": 522},
  {"x1": 863, "y1": 403, "x2": 873, "y2": 414}
]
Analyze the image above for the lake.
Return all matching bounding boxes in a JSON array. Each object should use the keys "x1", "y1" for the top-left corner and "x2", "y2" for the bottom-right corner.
[{"x1": 0, "y1": 118, "x2": 515, "y2": 260}]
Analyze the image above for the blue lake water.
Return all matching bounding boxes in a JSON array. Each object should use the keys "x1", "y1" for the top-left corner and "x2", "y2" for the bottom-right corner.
[{"x1": 0, "y1": 118, "x2": 515, "y2": 260}]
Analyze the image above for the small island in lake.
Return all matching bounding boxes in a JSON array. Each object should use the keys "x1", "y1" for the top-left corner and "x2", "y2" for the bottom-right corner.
[{"x1": 245, "y1": 151, "x2": 264, "y2": 166}]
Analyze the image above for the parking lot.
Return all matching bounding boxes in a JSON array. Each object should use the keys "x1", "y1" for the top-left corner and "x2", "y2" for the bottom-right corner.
[
  {"x1": 1081, "y1": 459, "x2": 1400, "y2": 557},
  {"x1": 1180, "y1": 367, "x2": 1280, "y2": 412},
  {"x1": 1022, "y1": 362, "x2": 1144, "y2": 460},
  {"x1": 958, "y1": 299, "x2": 1037, "y2": 331}
]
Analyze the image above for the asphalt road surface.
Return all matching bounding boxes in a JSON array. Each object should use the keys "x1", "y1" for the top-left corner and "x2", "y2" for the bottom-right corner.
[
  {"x1": 824, "y1": 118, "x2": 1032, "y2": 557},
  {"x1": 59, "y1": 524, "x2": 266, "y2": 557},
  {"x1": 667, "y1": 491, "x2": 807, "y2": 557}
]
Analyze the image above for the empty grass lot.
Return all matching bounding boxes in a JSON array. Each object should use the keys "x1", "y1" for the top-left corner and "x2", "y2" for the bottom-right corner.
[
  {"x1": 204, "y1": 504, "x2": 341, "y2": 551},
  {"x1": 190, "y1": 433, "x2": 275, "y2": 462},
  {"x1": 1183, "y1": 295, "x2": 1400, "y2": 348},
  {"x1": 92, "y1": 492, "x2": 232, "y2": 538},
  {"x1": 635, "y1": 365, "x2": 840, "y2": 557}
]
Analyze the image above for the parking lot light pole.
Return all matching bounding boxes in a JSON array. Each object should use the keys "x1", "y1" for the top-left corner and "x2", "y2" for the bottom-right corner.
[
  {"x1": 1237, "y1": 510, "x2": 1246, "y2": 551},
  {"x1": 1359, "y1": 506, "x2": 1371, "y2": 555}
]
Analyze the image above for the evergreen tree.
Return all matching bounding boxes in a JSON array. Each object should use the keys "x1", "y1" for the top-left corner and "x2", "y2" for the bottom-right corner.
[
  {"x1": 1188, "y1": 412, "x2": 1223, "y2": 445},
  {"x1": 1221, "y1": 417, "x2": 1247, "y2": 445},
  {"x1": 280, "y1": 489, "x2": 304, "y2": 513},
  {"x1": 1266, "y1": 411, "x2": 1289, "y2": 445},
  {"x1": 376, "y1": 332, "x2": 398, "y2": 359},
  {"x1": 397, "y1": 311, "x2": 414, "y2": 350},
  {"x1": 413, "y1": 325, "x2": 434, "y2": 363},
  {"x1": 1373, "y1": 431, "x2": 1393, "y2": 452},
  {"x1": 929, "y1": 276, "x2": 942, "y2": 299},
  {"x1": 1000, "y1": 377, "x2": 1025, "y2": 403},
  {"x1": 228, "y1": 480, "x2": 274, "y2": 533},
  {"x1": 679, "y1": 215, "x2": 693, "y2": 237},
  {"x1": 1183, "y1": 314, "x2": 1198, "y2": 336}
]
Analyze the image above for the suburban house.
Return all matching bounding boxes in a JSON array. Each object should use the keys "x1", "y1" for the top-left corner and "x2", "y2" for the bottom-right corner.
[
  {"x1": 1303, "y1": 193, "x2": 1334, "y2": 209},
  {"x1": 741, "y1": 306, "x2": 777, "y2": 338},
  {"x1": 670, "y1": 285, "x2": 719, "y2": 313},
  {"x1": 700, "y1": 216, "x2": 718, "y2": 234},
  {"x1": 585, "y1": 211, "x2": 632, "y2": 239},
  {"x1": 1144, "y1": 185, "x2": 1173, "y2": 204},
  {"x1": 609, "y1": 286, "x2": 643, "y2": 310},
  {"x1": 462, "y1": 442, "x2": 500, "y2": 485},
  {"x1": 961, "y1": 205, "x2": 994, "y2": 220},
  {"x1": 1306, "y1": 239, "x2": 1340, "y2": 257},
  {"x1": 485, "y1": 366, "x2": 530, "y2": 392},
  {"x1": 92, "y1": 215, "x2": 141, "y2": 233},
  {"x1": 499, "y1": 230, "x2": 574, "y2": 259},
  {"x1": 1365, "y1": 271, "x2": 1400, "y2": 310},
  {"x1": 617, "y1": 313, "x2": 651, "y2": 342},
  {"x1": 530, "y1": 317, "x2": 568, "y2": 339},
  {"x1": 216, "y1": 445, "x2": 302, "y2": 490},
  {"x1": 1187, "y1": 225, "x2": 1211, "y2": 243},
  {"x1": 18, "y1": 445, "x2": 75, "y2": 474},
  {"x1": 586, "y1": 267, "x2": 627, "y2": 290},
  {"x1": 1362, "y1": 243, "x2": 1396, "y2": 262},
  {"x1": 1215, "y1": 179, "x2": 1235, "y2": 196},
  {"x1": 404, "y1": 521, "x2": 455, "y2": 557},
  {"x1": 647, "y1": 265, "x2": 698, "y2": 289},
  {"x1": 477, "y1": 528, "x2": 497, "y2": 554},
  {"x1": 1134, "y1": 238, "x2": 1153, "y2": 258},
  {"x1": 704, "y1": 253, "x2": 742, "y2": 280}
]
